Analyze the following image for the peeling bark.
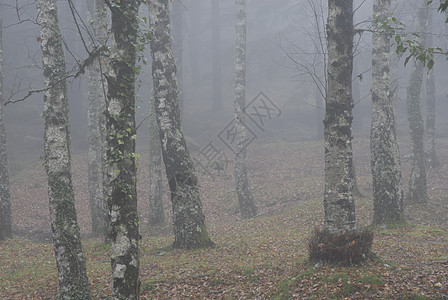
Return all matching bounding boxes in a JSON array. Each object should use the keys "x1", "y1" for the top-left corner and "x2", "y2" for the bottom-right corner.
[
  {"x1": 148, "y1": 0, "x2": 215, "y2": 249},
  {"x1": 324, "y1": 0, "x2": 357, "y2": 233},
  {"x1": 371, "y1": 0, "x2": 404, "y2": 226},
  {"x1": 87, "y1": 0, "x2": 108, "y2": 238},
  {"x1": 0, "y1": 17, "x2": 12, "y2": 241},
  {"x1": 406, "y1": 0, "x2": 427, "y2": 204},
  {"x1": 234, "y1": 0, "x2": 257, "y2": 219},
  {"x1": 105, "y1": 0, "x2": 141, "y2": 298},
  {"x1": 36, "y1": 0, "x2": 91, "y2": 298}
]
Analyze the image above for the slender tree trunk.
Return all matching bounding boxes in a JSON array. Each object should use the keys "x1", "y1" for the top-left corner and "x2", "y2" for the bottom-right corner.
[
  {"x1": 234, "y1": 0, "x2": 257, "y2": 219},
  {"x1": 189, "y1": 0, "x2": 200, "y2": 88},
  {"x1": 406, "y1": 0, "x2": 427, "y2": 204},
  {"x1": 36, "y1": 0, "x2": 91, "y2": 298},
  {"x1": 315, "y1": 84, "x2": 324, "y2": 139},
  {"x1": 424, "y1": 10, "x2": 438, "y2": 168},
  {"x1": 172, "y1": 0, "x2": 183, "y2": 114},
  {"x1": 371, "y1": 0, "x2": 404, "y2": 226},
  {"x1": 87, "y1": 0, "x2": 107, "y2": 237},
  {"x1": 148, "y1": 0, "x2": 215, "y2": 249},
  {"x1": 105, "y1": 0, "x2": 141, "y2": 298},
  {"x1": 0, "y1": 17, "x2": 12, "y2": 241},
  {"x1": 148, "y1": 95, "x2": 164, "y2": 225},
  {"x1": 212, "y1": 0, "x2": 222, "y2": 112},
  {"x1": 324, "y1": 0, "x2": 357, "y2": 233}
]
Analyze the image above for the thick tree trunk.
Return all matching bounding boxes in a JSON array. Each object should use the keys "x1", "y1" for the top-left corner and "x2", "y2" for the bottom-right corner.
[
  {"x1": 148, "y1": 0, "x2": 215, "y2": 249},
  {"x1": 0, "y1": 17, "x2": 12, "y2": 241},
  {"x1": 234, "y1": 0, "x2": 257, "y2": 219},
  {"x1": 212, "y1": 0, "x2": 222, "y2": 112},
  {"x1": 36, "y1": 0, "x2": 91, "y2": 298},
  {"x1": 371, "y1": 0, "x2": 404, "y2": 226},
  {"x1": 324, "y1": 0, "x2": 357, "y2": 233},
  {"x1": 105, "y1": 0, "x2": 141, "y2": 298},
  {"x1": 148, "y1": 95, "x2": 164, "y2": 225},
  {"x1": 424, "y1": 11, "x2": 438, "y2": 168},
  {"x1": 406, "y1": 0, "x2": 427, "y2": 204},
  {"x1": 87, "y1": 0, "x2": 108, "y2": 238}
]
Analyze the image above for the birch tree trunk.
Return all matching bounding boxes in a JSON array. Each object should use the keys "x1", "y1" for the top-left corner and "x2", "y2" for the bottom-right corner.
[
  {"x1": 36, "y1": 0, "x2": 91, "y2": 298},
  {"x1": 148, "y1": 95, "x2": 164, "y2": 225},
  {"x1": 104, "y1": 0, "x2": 141, "y2": 298},
  {"x1": 234, "y1": 0, "x2": 257, "y2": 219},
  {"x1": 371, "y1": 0, "x2": 404, "y2": 226},
  {"x1": 148, "y1": 0, "x2": 215, "y2": 249},
  {"x1": 87, "y1": 0, "x2": 108, "y2": 238},
  {"x1": 406, "y1": 0, "x2": 427, "y2": 204},
  {"x1": 425, "y1": 10, "x2": 438, "y2": 168},
  {"x1": 0, "y1": 17, "x2": 12, "y2": 241},
  {"x1": 212, "y1": 0, "x2": 222, "y2": 112},
  {"x1": 324, "y1": 0, "x2": 357, "y2": 233}
]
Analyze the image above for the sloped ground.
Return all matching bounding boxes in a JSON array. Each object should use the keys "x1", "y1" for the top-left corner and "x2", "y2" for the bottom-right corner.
[{"x1": 1, "y1": 137, "x2": 447, "y2": 299}]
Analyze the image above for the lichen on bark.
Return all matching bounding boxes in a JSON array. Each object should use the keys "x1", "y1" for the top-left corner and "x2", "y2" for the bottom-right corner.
[
  {"x1": 371, "y1": 0, "x2": 404, "y2": 226},
  {"x1": 324, "y1": 0, "x2": 357, "y2": 234},
  {"x1": 104, "y1": 0, "x2": 141, "y2": 298},
  {"x1": 87, "y1": 0, "x2": 108, "y2": 238},
  {"x1": 148, "y1": 0, "x2": 214, "y2": 250},
  {"x1": 36, "y1": 0, "x2": 91, "y2": 298},
  {"x1": 234, "y1": 0, "x2": 257, "y2": 219}
]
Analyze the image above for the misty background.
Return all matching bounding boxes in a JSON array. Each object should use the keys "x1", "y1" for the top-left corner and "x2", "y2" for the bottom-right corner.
[{"x1": 1, "y1": 0, "x2": 448, "y2": 178}]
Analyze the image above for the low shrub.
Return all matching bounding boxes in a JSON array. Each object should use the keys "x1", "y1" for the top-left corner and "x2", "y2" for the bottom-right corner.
[{"x1": 308, "y1": 227, "x2": 374, "y2": 265}]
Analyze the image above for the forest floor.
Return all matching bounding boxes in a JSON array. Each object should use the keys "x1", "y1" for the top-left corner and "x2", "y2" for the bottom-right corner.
[{"x1": 0, "y1": 136, "x2": 447, "y2": 299}]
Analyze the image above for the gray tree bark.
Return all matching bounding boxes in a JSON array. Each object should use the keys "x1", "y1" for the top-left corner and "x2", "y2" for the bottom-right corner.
[
  {"x1": 406, "y1": 0, "x2": 427, "y2": 204},
  {"x1": 324, "y1": 0, "x2": 357, "y2": 233},
  {"x1": 0, "y1": 17, "x2": 12, "y2": 241},
  {"x1": 104, "y1": 0, "x2": 141, "y2": 298},
  {"x1": 148, "y1": 0, "x2": 215, "y2": 249},
  {"x1": 212, "y1": 0, "x2": 222, "y2": 112},
  {"x1": 36, "y1": 0, "x2": 91, "y2": 298},
  {"x1": 234, "y1": 0, "x2": 257, "y2": 219},
  {"x1": 87, "y1": 0, "x2": 108, "y2": 238},
  {"x1": 148, "y1": 95, "x2": 164, "y2": 225},
  {"x1": 424, "y1": 10, "x2": 438, "y2": 168},
  {"x1": 371, "y1": 0, "x2": 404, "y2": 226}
]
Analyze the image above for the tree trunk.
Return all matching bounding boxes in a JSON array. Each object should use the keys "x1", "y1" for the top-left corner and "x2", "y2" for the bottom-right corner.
[
  {"x1": 87, "y1": 0, "x2": 108, "y2": 238},
  {"x1": 212, "y1": 0, "x2": 222, "y2": 112},
  {"x1": 105, "y1": 0, "x2": 141, "y2": 298},
  {"x1": 148, "y1": 95, "x2": 164, "y2": 225},
  {"x1": 234, "y1": 0, "x2": 257, "y2": 219},
  {"x1": 315, "y1": 84, "x2": 324, "y2": 139},
  {"x1": 424, "y1": 10, "x2": 438, "y2": 168},
  {"x1": 0, "y1": 17, "x2": 12, "y2": 241},
  {"x1": 324, "y1": 0, "x2": 357, "y2": 233},
  {"x1": 189, "y1": 0, "x2": 200, "y2": 88},
  {"x1": 406, "y1": 0, "x2": 427, "y2": 204},
  {"x1": 36, "y1": 0, "x2": 91, "y2": 298},
  {"x1": 371, "y1": 0, "x2": 404, "y2": 226},
  {"x1": 148, "y1": 0, "x2": 215, "y2": 249}
]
